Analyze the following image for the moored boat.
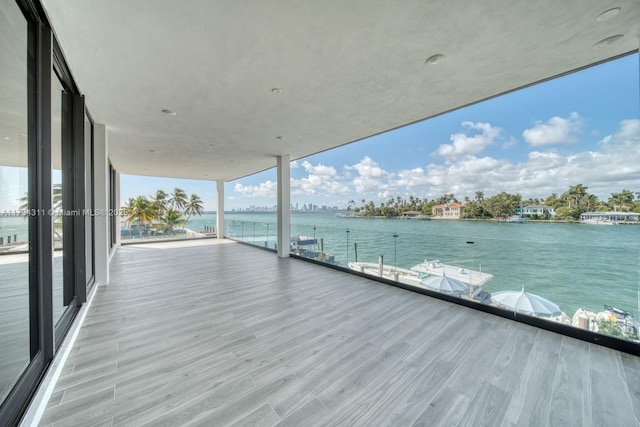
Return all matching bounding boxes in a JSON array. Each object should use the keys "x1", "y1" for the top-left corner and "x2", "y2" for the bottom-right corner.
[
  {"x1": 349, "y1": 258, "x2": 494, "y2": 304},
  {"x1": 409, "y1": 259, "x2": 493, "y2": 287}
]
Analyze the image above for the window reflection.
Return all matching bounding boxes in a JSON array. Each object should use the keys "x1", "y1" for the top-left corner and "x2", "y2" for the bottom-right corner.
[{"x1": 0, "y1": 0, "x2": 31, "y2": 404}]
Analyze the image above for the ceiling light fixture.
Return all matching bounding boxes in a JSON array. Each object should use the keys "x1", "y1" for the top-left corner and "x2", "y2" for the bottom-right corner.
[
  {"x1": 425, "y1": 54, "x2": 445, "y2": 65},
  {"x1": 149, "y1": 149, "x2": 158, "y2": 153},
  {"x1": 161, "y1": 109, "x2": 177, "y2": 116},
  {"x1": 596, "y1": 7, "x2": 621, "y2": 21},
  {"x1": 3, "y1": 137, "x2": 10, "y2": 140},
  {"x1": 275, "y1": 136, "x2": 284, "y2": 140},
  {"x1": 593, "y1": 34, "x2": 624, "y2": 48},
  {"x1": 271, "y1": 88, "x2": 282, "y2": 94}
]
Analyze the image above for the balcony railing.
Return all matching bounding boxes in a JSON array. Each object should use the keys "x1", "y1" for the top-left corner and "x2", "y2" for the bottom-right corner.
[{"x1": 225, "y1": 213, "x2": 640, "y2": 347}]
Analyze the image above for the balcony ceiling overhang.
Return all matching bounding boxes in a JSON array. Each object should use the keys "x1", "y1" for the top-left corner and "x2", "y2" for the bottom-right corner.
[{"x1": 41, "y1": 0, "x2": 639, "y2": 181}]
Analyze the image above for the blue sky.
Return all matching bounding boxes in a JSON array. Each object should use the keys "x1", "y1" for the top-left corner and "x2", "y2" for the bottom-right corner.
[{"x1": 102, "y1": 53, "x2": 640, "y2": 211}]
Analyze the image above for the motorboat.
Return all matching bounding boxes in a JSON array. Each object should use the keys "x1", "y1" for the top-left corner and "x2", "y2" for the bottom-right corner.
[
  {"x1": 348, "y1": 259, "x2": 493, "y2": 304},
  {"x1": 409, "y1": 259, "x2": 493, "y2": 287}
]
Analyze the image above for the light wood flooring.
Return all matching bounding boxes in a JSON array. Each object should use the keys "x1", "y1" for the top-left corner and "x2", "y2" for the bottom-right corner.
[{"x1": 40, "y1": 239, "x2": 640, "y2": 426}]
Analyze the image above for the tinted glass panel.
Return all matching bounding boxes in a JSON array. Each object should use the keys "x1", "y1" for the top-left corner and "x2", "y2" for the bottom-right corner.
[
  {"x1": 0, "y1": 0, "x2": 30, "y2": 404},
  {"x1": 51, "y1": 73, "x2": 65, "y2": 324}
]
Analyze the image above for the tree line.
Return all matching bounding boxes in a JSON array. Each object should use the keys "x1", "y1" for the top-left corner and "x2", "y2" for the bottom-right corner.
[
  {"x1": 122, "y1": 188, "x2": 204, "y2": 237},
  {"x1": 347, "y1": 184, "x2": 640, "y2": 220}
]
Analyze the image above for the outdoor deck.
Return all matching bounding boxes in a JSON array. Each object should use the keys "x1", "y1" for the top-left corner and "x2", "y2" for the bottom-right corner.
[{"x1": 40, "y1": 239, "x2": 640, "y2": 426}]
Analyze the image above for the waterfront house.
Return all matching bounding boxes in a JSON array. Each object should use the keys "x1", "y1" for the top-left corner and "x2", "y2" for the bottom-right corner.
[
  {"x1": 432, "y1": 203, "x2": 465, "y2": 219},
  {"x1": 2, "y1": 1, "x2": 638, "y2": 425},
  {"x1": 516, "y1": 205, "x2": 555, "y2": 219}
]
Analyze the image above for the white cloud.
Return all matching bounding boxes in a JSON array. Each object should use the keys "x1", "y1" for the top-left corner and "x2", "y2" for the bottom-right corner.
[
  {"x1": 522, "y1": 112, "x2": 581, "y2": 146},
  {"x1": 301, "y1": 161, "x2": 337, "y2": 177},
  {"x1": 435, "y1": 121, "x2": 501, "y2": 158},
  {"x1": 291, "y1": 161, "x2": 350, "y2": 197},
  {"x1": 393, "y1": 167, "x2": 432, "y2": 189},
  {"x1": 600, "y1": 119, "x2": 640, "y2": 145},
  {"x1": 234, "y1": 180, "x2": 277, "y2": 198},
  {"x1": 349, "y1": 156, "x2": 391, "y2": 193}
]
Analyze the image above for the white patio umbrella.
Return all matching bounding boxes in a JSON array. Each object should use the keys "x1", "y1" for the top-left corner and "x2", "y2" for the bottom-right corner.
[
  {"x1": 420, "y1": 274, "x2": 468, "y2": 295},
  {"x1": 491, "y1": 287, "x2": 561, "y2": 317}
]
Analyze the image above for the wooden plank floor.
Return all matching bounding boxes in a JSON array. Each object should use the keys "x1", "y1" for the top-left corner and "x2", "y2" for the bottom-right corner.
[{"x1": 40, "y1": 239, "x2": 640, "y2": 426}]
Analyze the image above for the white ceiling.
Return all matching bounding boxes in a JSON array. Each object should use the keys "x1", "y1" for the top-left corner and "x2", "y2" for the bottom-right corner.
[{"x1": 40, "y1": 0, "x2": 639, "y2": 182}]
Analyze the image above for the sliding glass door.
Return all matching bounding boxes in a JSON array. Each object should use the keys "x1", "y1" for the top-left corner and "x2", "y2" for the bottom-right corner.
[{"x1": 0, "y1": 0, "x2": 31, "y2": 407}]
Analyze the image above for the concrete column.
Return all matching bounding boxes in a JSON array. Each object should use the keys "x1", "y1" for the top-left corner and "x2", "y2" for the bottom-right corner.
[
  {"x1": 276, "y1": 155, "x2": 290, "y2": 258},
  {"x1": 93, "y1": 124, "x2": 109, "y2": 285},
  {"x1": 216, "y1": 180, "x2": 224, "y2": 239}
]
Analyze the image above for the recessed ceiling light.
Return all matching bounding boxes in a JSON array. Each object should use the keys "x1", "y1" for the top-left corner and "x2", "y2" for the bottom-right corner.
[
  {"x1": 161, "y1": 109, "x2": 177, "y2": 116},
  {"x1": 425, "y1": 54, "x2": 445, "y2": 65},
  {"x1": 593, "y1": 34, "x2": 624, "y2": 48},
  {"x1": 596, "y1": 7, "x2": 621, "y2": 22},
  {"x1": 275, "y1": 136, "x2": 284, "y2": 140},
  {"x1": 3, "y1": 137, "x2": 10, "y2": 140},
  {"x1": 149, "y1": 149, "x2": 158, "y2": 153},
  {"x1": 271, "y1": 88, "x2": 282, "y2": 94}
]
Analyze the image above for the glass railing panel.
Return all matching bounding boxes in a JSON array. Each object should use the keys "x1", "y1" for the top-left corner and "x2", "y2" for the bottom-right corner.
[
  {"x1": 119, "y1": 211, "x2": 218, "y2": 243},
  {"x1": 287, "y1": 212, "x2": 639, "y2": 344},
  {"x1": 225, "y1": 215, "x2": 276, "y2": 250}
]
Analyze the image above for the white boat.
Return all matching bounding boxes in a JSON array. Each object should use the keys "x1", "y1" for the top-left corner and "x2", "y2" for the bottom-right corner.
[
  {"x1": 409, "y1": 259, "x2": 493, "y2": 287},
  {"x1": 580, "y1": 218, "x2": 615, "y2": 225},
  {"x1": 349, "y1": 259, "x2": 492, "y2": 288},
  {"x1": 348, "y1": 262, "x2": 424, "y2": 287},
  {"x1": 348, "y1": 259, "x2": 493, "y2": 304},
  {"x1": 502, "y1": 215, "x2": 527, "y2": 223}
]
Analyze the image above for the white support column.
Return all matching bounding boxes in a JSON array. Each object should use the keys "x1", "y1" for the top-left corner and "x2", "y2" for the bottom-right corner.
[
  {"x1": 216, "y1": 180, "x2": 225, "y2": 239},
  {"x1": 93, "y1": 124, "x2": 109, "y2": 285},
  {"x1": 277, "y1": 155, "x2": 290, "y2": 258}
]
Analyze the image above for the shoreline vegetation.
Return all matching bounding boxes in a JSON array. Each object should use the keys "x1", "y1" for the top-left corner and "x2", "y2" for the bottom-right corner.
[
  {"x1": 340, "y1": 215, "x2": 574, "y2": 223},
  {"x1": 121, "y1": 188, "x2": 204, "y2": 238},
  {"x1": 342, "y1": 184, "x2": 640, "y2": 221}
]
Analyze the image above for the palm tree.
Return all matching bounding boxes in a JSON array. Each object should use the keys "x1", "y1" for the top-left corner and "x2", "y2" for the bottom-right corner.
[
  {"x1": 170, "y1": 187, "x2": 188, "y2": 211},
  {"x1": 562, "y1": 183, "x2": 588, "y2": 211},
  {"x1": 123, "y1": 196, "x2": 154, "y2": 238},
  {"x1": 585, "y1": 194, "x2": 598, "y2": 212},
  {"x1": 150, "y1": 189, "x2": 169, "y2": 219},
  {"x1": 608, "y1": 190, "x2": 634, "y2": 211},
  {"x1": 183, "y1": 193, "x2": 204, "y2": 226},
  {"x1": 161, "y1": 208, "x2": 185, "y2": 235}
]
